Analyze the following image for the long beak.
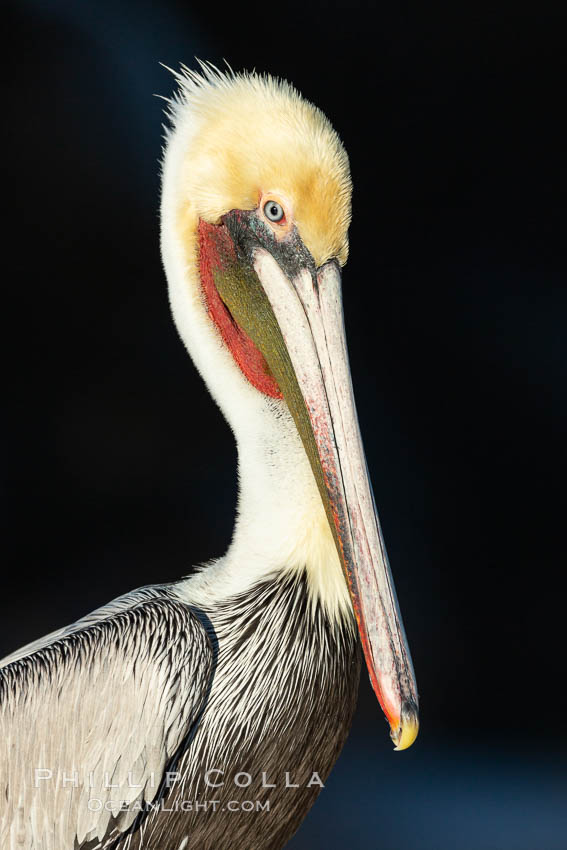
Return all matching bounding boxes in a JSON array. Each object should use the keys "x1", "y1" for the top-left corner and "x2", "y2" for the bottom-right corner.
[{"x1": 210, "y1": 213, "x2": 419, "y2": 749}]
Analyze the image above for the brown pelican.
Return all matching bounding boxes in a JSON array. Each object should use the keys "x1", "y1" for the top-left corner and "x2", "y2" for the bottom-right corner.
[{"x1": 0, "y1": 64, "x2": 419, "y2": 849}]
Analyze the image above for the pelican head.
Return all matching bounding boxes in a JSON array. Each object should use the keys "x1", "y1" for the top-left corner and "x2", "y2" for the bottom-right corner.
[{"x1": 160, "y1": 64, "x2": 419, "y2": 750}]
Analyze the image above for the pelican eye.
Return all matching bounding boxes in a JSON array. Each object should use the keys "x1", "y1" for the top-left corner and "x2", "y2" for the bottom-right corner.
[{"x1": 263, "y1": 200, "x2": 285, "y2": 223}]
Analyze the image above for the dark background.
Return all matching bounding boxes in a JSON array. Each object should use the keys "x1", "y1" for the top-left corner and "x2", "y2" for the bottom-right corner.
[{"x1": 3, "y1": 1, "x2": 566, "y2": 848}]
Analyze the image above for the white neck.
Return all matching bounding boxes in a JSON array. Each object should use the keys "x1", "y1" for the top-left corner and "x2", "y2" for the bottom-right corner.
[{"x1": 190, "y1": 405, "x2": 351, "y2": 619}]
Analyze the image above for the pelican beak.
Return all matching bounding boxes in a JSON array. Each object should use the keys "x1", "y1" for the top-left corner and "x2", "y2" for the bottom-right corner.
[{"x1": 207, "y1": 210, "x2": 419, "y2": 749}]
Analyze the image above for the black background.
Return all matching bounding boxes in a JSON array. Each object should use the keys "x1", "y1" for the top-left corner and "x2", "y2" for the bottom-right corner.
[{"x1": 3, "y1": 2, "x2": 566, "y2": 848}]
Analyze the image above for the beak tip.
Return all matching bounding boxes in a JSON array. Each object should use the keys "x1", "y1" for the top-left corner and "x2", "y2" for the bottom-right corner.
[{"x1": 390, "y1": 700, "x2": 419, "y2": 751}]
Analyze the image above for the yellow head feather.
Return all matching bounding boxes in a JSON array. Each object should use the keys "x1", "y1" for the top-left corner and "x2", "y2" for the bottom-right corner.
[{"x1": 167, "y1": 64, "x2": 352, "y2": 267}]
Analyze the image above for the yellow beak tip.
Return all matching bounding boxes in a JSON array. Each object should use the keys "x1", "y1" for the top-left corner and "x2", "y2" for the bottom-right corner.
[{"x1": 391, "y1": 709, "x2": 419, "y2": 751}]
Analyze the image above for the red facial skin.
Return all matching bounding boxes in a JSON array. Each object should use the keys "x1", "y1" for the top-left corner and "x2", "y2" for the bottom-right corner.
[{"x1": 198, "y1": 219, "x2": 282, "y2": 399}]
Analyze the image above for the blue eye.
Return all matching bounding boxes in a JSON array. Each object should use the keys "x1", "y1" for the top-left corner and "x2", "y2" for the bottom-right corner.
[{"x1": 264, "y1": 200, "x2": 285, "y2": 222}]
